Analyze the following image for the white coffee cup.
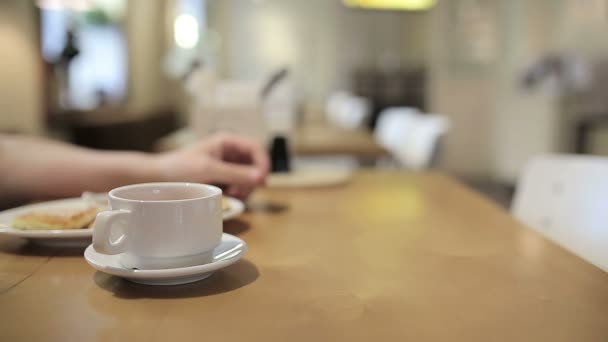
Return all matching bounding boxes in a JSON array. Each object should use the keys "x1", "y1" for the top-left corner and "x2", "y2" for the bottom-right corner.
[{"x1": 93, "y1": 183, "x2": 222, "y2": 270}]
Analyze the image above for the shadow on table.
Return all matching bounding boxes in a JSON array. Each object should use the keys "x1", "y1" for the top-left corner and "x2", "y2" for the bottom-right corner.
[
  {"x1": 0, "y1": 238, "x2": 87, "y2": 257},
  {"x1": 93, "y1": 259, "x2": 259, "y2": 299},
  {"x1": 223, "y1": 219, "x2": 250, "y2": 235},
  {"x1": 246, "y1": 201, "x2": 289, "y2": 214}
]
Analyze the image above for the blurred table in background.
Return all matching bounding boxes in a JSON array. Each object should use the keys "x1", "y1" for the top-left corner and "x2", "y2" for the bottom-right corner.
[
  {"x1": 292, "y1": 123, "x2": 387, "y2": 159},
  {"x1": 1, "y1": 171, "x2": 608, "y2": 341},
  {"x1": 50, "y1": 108, "x2": 180, "y2": 152},
  {"x1": 155, "y1": 122, "x2": 388, "y2": 162}
]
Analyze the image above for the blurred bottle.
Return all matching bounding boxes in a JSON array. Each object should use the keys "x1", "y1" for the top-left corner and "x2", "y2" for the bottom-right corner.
[{"x1": 269, "y1": 135, "x2": 291, "y2": 173}]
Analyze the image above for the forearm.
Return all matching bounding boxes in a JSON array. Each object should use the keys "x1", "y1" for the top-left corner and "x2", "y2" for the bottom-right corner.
[{"x1": 0, "y1": 135, "x2": 161, "y2": 200}]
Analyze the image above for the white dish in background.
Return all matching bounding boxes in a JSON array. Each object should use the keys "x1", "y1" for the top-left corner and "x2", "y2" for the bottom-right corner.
[
  {"x1": 223, "y1": 197, "x2": 245, "y2": 220},
  {"x1": 267, "y1": 156, "x2": 355, "y2": 188},
  {"x1": 267, "y1": 168, "x2": 353, "y2": 188},
  {"x1": 84, "y1": 233, "x2": 246, "y2": 285},
  {"x1": 0, "y1": 196, "x2": 245, "y2": 247}
]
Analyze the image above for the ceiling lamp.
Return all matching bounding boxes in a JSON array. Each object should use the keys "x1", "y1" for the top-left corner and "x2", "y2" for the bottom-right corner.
[
  {"x1": 343, "y1": 0, "x2": 436, "y2": 11},
  {"x1": 174, "y1": 14, "x2": 200, "y2": 49}
]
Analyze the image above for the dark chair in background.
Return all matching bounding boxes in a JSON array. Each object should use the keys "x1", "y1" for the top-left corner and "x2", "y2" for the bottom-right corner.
[
  {"x1": 575, "y1": 114, "x2": 608, "y2": 154},
  {"x1": 352, "y1": 68, "x2": 426, "y2": 130}
]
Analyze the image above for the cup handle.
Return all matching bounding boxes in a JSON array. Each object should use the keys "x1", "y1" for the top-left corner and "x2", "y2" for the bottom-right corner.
[{"x1": 93, "y1": 209, "x2": 130, "y2": 255}]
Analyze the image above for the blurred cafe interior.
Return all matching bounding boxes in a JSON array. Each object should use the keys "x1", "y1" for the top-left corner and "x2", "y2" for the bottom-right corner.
[
  {"x1": 5, "y1": 1, "x2": 608, "y2": 340},
  {"x1": 3, "y1": 0, "x2": 608, "y2": 203},
  {"x1": 4, "y1": 0, "x2": 608, "y2": 206}
]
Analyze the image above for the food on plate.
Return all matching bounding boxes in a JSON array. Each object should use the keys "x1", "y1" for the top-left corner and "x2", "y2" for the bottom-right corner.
[
  {"x1": 12, "y1": 206, "x2": 100, "y2": 230},
  {"x1": 222, "y1": 196, "x2": 231, "y2": 212}
]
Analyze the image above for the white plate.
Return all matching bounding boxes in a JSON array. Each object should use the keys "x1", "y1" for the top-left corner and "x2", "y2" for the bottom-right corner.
[
  {"x1": 0, "y1": 198, "x2": 96, "y2": 247},
  {"x1": 267, "y1": 168, "x2": 353, "y2": 188},
  {"x1": 0, "y1": 196, "x2": 245, "y2": 246},
  {"x1": 84, "y1": 233, "x2": 246, "y2": 285},
  {"x1": 223, "y1": 197, "x2": 245, "y2": 220}
]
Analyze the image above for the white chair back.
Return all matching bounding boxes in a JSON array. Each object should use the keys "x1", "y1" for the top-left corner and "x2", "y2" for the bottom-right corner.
[
  {"x1": 375, "y1": 107, "x2": 449, "y2": 170},
  {"x1": 512, "y1": 154, "x2": 608, "y2": 271},
  {"x1": 326, "y1": 92, "x2": 371, "y2": 130}
]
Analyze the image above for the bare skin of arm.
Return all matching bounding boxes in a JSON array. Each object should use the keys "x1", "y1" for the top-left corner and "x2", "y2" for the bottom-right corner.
[{"x1": 0, "y1": 133, "x2": 269, "y2": 203}]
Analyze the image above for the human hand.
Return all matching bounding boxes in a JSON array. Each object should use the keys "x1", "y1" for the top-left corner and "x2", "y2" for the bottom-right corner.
[{"x1": 156, "y1": 132, "x2": 270, "y2": 199}]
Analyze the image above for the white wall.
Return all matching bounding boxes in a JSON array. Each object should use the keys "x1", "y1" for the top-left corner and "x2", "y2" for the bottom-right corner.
[
  {"x1": 427, "y1": 0, "x2": 497, "y2": 178},
  {"x1": 489, "y1": 0, "x2": 561, "y2": 182},
  {"x1": 126, "y1": 0, "x2": 172, "y2": 115},
  {"x1": 207, "y1": 0, "x2": 429, "y2": 109},
  {"x1": 488, "y1": 0, "x2": 608, "y2": 181},
  {"x1": 0, "y1": 1, "x2": 43, "y2": 134},
  {"x1": 428, "y1": 0, "x2": 591, "y2": 181}
]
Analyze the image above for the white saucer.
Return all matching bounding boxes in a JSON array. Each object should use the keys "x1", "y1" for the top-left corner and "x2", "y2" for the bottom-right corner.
[
  {"x1": 0, "y1": 196, "x2": 245, "y2": 247},
  {"x1": 84, "y1": 233, "x2": 247, "y2": 285}
]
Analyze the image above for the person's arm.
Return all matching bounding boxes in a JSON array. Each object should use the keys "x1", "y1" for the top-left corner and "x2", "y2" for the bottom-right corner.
[
  {"x1": 0, "y1": 133, "x2": 269, "y2": 202},
  {"x1": 0, "y1": 134, "x2": 159, "y2": 200}
]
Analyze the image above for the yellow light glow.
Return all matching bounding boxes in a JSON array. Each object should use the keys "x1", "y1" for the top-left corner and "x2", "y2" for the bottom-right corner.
[
  {"x1": 174, "y1": 14, "x2": 199, "y2": 49},
  {"x1": 343, "y1": 0, "x2": 436, "y2": 11}
]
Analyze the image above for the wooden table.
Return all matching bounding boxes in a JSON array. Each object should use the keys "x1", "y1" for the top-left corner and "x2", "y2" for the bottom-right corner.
[{"x1": 1, "y1": 172, "x2": 608, "y2": 341}]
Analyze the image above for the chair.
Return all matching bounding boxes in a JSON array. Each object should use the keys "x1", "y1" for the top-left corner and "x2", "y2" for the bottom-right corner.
[
  {"x1": 374, "y1": 107, "x2": 449, "y2": 170},
  {"x1": 512, "y1": 155, "x2": 608, "y2": 271},
  {"x1": 325, "y1": 91, "x2": 371, "y2": 130}
]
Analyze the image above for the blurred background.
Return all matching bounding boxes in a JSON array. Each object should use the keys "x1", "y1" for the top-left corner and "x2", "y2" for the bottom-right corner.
[{"x1": 3, "y1": 0, "x2": 608, "y2": 206}]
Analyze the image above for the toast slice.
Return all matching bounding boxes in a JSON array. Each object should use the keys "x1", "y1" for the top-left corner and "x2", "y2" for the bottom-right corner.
[
  {"x1": 222, "y1": 196, "x2": 230, "y2": 212},
  {"x1": 12, "y1": 206, "x2": 99, "y2": 230}
]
